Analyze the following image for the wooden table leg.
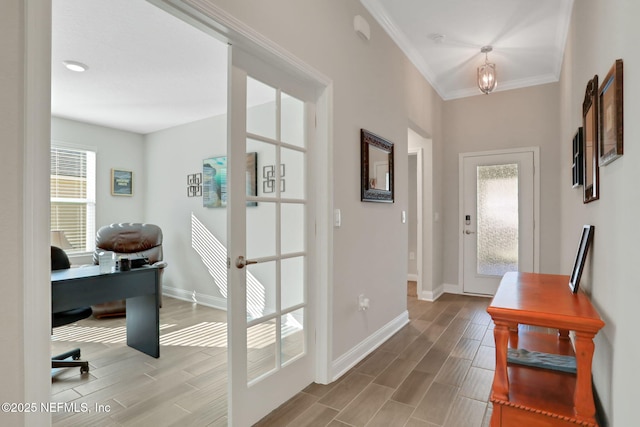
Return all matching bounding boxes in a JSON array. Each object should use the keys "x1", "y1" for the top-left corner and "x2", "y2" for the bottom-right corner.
[
  {"x1": 491, "y1": 321, "x2": 510, "y2": 402},
  {"x1": 508, "y1": 322, "x2": 519, "y2": 348},
  {"x1": 573, "y1": 331, "x2": 597, "y2": 423}
]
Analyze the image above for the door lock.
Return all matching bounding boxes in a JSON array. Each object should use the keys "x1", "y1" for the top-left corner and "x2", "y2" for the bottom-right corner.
[{"x1": 235, "y1": 256, "x2": 258, "y2": 269}]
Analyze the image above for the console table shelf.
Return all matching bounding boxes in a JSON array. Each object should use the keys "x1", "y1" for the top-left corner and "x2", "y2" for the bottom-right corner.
[{"x1": 487, "y1": 272, "x2": 604, "y2": 427}]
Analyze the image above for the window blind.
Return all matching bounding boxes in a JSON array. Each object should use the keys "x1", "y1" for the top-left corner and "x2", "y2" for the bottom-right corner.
[{"x1": 51, "y1": 146, "x2": 96, "y2": 253}]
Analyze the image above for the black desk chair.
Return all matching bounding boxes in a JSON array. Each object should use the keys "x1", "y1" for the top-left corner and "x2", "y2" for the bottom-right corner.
[{"x1": 51, "y1": 246, "x2": 91, "y2": 374}]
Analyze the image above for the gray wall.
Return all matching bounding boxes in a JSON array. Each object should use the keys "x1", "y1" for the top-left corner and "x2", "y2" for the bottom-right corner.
[
  {"x1": 441, "y1": 83, "x2": 563, "y2": 289},
  {"x1": 558, "y1": 1, "x2": 640, "y2": 423},
  {"x1": 202, "y1": 0, "x2": 445, "y2": 360}
]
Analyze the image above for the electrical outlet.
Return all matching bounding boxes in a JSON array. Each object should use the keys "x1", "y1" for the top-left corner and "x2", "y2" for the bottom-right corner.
[
  {"x1": 409, "y1": 252, "x2": 415, "y2": 260},
  {"x1": 358, "y1": 294, "x2": 370, "y2": 311}
]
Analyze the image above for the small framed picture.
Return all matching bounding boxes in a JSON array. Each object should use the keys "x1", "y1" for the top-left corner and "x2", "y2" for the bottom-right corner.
[
  {"x1": 569, "y1": 225, "x2": 595, "y2": 293},
  {"x1": 598, "y1": 59, "x2": 623, "y2": 166},
  {"x1": 111, "y1": 169, "x2": 133, "y2": 196},
  {"x1": 571, "y1": 128, "x2": 583, "y2": 188}
]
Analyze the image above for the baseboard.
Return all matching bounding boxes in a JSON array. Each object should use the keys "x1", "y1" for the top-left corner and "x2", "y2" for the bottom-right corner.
[
  {"x1": 443, "y1": 283, "x2": 461, "y2": 294},
  {"x1": 420, "y1": 284, "x2": 443, "y2": 302},
  {"x1": 331, "y1": 310, "x2": 409, "y2": 382},
  {"x1": 163, "y1": 286, "x2": 227, "y2": 311},
  {"x1": 407, "y1": 274, "x2": 418, "y2": 282}
]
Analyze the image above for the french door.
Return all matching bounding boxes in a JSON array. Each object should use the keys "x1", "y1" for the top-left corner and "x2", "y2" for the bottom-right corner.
[
  {"x1": 460, "y1": 149, "x2": 537, "y2": 295},
  {"x1": 227, "y1": 46, "x2": 316, "y2": 426}
]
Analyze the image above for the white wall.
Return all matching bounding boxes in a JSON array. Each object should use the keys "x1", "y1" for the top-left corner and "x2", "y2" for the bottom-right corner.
[
  {"x1": 144, "y1": 114, "x2": 228, "y2": 302},
  {"x1": 441, "y1": 84, "x2": 563, "y2": 289},
  {"x1": 559, "y1": 1, "x2": 640, "y2": 424},
  {"x1": 51, "y1": 117, "x2": 146, "y2": 227}
]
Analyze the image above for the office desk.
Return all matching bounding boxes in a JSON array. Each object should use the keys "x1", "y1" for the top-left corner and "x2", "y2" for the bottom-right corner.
[
  {"x1": 487, "y1": 272, "x2": 604, "y2": 427},
  {"x1": 52, "y1": 265, "x2": 160, "y2": 358}
]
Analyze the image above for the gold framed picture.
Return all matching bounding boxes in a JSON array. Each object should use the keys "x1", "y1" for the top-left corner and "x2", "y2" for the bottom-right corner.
[{"x1": 111, "y1": 169, "x2": 133, "y2": 196}]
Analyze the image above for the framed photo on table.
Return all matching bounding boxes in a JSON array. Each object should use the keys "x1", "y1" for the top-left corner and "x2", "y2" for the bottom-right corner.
[
  {"x1": 569, "y1": 225, "x2": 595, "y2": 293},
  {"x1": 598, "y1": 59, "x2": 623, "y2": 166}
]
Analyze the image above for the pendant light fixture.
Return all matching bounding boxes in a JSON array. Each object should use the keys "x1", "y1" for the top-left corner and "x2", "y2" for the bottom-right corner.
[{"x1": 477, "y1": 46, "x2": 497, "y2": 94}]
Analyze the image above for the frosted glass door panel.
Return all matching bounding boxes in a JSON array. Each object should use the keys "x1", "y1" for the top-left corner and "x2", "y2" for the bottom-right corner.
[{"x1": 476, "y1": 164, "x2": 519, "y2": 276}]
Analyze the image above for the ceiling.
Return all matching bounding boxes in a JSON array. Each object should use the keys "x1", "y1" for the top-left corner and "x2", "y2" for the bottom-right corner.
[
  {"x1": 52, "y1": 0, "x2": 228, "y2": 135},
  {"x1": 361, "y1": 0, "x2": 574, "y2": 100},
  {"x1": 52, "y1": 0, "x2": 574, "y2": 135}
]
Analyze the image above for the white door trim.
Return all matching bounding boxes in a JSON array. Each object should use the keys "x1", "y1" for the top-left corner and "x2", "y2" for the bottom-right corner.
[
  {"x1": 457, "y1": 147, "x2": 540, "y2": 294},
  {"x1": 408, "y1": 148, "x2": 423, "y2": 298},
  {"x1": 25, "y1": 1, "x2": 54, "y2": 425},
  {"x1": 408, "y1": 128, "x2": 435, "y2": 301}
]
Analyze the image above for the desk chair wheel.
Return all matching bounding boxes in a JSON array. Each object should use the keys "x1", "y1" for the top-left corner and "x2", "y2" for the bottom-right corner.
[{"x1": 80, "y1": 365, "x2": 89, "y2": 374}]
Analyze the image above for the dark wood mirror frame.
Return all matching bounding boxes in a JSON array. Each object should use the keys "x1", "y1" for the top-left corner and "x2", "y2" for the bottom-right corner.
[
  {"x1": 582, "y1": 75, "x2": 599, "y2": 203},
  {"x1": 598, "y1": 59, "x2": 624, "y2": 166},
  {"x1": 361, "y1": 129, "x2": 394, "y2": 203}
]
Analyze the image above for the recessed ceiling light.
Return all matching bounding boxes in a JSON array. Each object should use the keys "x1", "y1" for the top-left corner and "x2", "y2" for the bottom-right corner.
[
  {"x1": 428, "y1": 33, "x2": 446, "y2": 44},
  {"x1": 62, "y1": 60, "x2": 89, "y2": 72}
]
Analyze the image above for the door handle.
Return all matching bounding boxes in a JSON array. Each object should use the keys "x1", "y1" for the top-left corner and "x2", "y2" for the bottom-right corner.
[
  {"x1": 235, "y1": 256, "x2": 258, "y2": 269},
  {"x1": 464, "y1": 230, "x2": 476, "y2": 235}
]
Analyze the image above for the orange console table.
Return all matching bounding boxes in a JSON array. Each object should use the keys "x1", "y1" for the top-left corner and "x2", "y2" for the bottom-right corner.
[{"x1": 487, "y1": 272, "x2": 604, "y2": 427}]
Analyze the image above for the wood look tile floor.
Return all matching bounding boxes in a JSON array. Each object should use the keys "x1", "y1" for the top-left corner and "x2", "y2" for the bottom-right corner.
[
  {"x1": 51, "y1": 285, "x2": 495, "y2": 427},
  {"x1": 255, "y1": 289, "x2": 495, "y2": 427},
  {"x1": 51, "y1": 297, "x2": 230, "y2": 427}
]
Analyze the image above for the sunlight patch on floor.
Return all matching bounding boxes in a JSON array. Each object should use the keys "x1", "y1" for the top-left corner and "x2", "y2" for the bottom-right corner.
[{"x1": 52, "y1": 321, "x2": 301, "y2": 349}]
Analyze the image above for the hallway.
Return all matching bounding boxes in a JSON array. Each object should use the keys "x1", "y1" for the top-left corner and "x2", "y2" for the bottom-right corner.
[{"x1": 255, "y1": 292, "x2": 494, "y2": 426}]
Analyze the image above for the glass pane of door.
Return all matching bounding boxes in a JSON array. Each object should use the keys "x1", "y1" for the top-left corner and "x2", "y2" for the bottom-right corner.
[
  {"x1": 244, "y1": 79, "x2": 308, "y2": 384},
  {"x1": 228, "y1": 46, "x2": 315, "y2": 426},
  {"x1": 476, "y1": 164, "x2": 519, "y2": 276}
]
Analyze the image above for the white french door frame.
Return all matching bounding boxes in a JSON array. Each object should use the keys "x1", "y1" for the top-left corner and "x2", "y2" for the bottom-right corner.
[
  {"x1": 24, "y1": 1, "x2": 335, "y2": 426},
  {"x1": 149, "y1": 0, "x2": 335, "y2": 424},
  {"x1": 457, "y1": 147, "x2": 540, "y2": 294}
]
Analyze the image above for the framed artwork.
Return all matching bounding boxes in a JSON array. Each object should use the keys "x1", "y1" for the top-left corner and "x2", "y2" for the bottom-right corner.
[
  {"x1": 569, "y1": 225, "x2": 595, "y2": 294},
  {"x1": 361, "y1": 129, "x2": 394, "y2": 203},
  {"x1": 262, "y1": 164, "x2": 286, "y2": 193},
  {"x1": 203, "y1": 153, "x2": 257, "y2": 208},
  {"x1": 187, "y1": 173, "x2": 202, "y2": 186},
  {"x1": 582, "y1": 75, "x2": 599, "y2": 203},
  {"x1": 111, "y1": 169, "x2": 133, "y2": 196},
  {"x1": 598, "y1": 59, "x2": 624, "y2": 166},
  {"x1": 571, "y1": 127, "x2": 583, "y2": 188},
  {"x1": 187, "y1": 173, "x2": 202, "y2": 197}
]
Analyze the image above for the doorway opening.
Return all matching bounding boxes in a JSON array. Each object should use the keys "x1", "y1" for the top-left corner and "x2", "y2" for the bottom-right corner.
[{"x1": 408, "y1": 128, "x2": 436, "y2": 300}]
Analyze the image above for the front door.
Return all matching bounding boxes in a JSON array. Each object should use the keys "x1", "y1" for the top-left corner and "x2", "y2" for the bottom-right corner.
[
  {"x1": 460, "y1": 149, "x2": 537, "y2": 295},
  {"x1": 227, "y1": 46, "x2": 316, "y2": 426}
]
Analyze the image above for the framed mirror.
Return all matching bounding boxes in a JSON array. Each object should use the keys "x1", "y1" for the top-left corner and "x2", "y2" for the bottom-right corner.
[
  {"x1": 361, "y1": 129, "x2": 394, "y2": 203},
  {"x1": 582, "y1": 75, "x2": 599, "y2": 203}
]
